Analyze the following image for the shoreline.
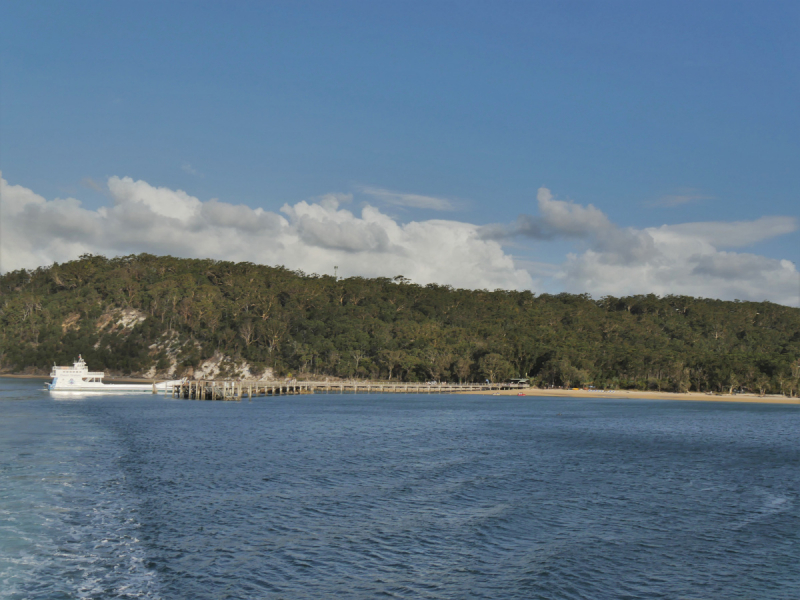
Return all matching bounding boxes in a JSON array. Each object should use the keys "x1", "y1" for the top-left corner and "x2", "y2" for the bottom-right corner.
[
  {"x1": 2, "y1": 374, "x2": 796, "y2": 405},
  {"x1": 466, "y1": 387, "x2": 800, "y2": 405}
]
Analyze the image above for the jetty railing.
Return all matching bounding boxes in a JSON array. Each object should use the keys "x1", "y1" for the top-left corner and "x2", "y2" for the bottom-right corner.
[{"x1": 166, "y1": 380, "x2": 527, "y2": 401}]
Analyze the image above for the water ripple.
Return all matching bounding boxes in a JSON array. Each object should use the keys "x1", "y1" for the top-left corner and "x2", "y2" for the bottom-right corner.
[{"x1": 1, "y1": 382, "x2": 798, "y2": 599}]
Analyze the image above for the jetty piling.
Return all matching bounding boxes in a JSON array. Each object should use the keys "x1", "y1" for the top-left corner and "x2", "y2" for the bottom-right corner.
[{"x1": 167, "y1": 380, "x2": 525, "y2": 401}]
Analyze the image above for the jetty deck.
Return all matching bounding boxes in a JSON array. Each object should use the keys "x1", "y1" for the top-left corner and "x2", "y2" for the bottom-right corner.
[{"x1": 166, "y1": 380, "x2": 526, "y2": 401}]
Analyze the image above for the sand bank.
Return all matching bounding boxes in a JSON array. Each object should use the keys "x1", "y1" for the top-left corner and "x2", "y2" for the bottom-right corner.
[{"x1": 468, "y1": 387, "x2": 800, "y2": 405}]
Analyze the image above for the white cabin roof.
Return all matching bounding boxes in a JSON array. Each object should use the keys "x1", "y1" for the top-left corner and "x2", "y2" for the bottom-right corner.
[{"x1": 50, "y1": 355, "x2": 105, "y2": 378}]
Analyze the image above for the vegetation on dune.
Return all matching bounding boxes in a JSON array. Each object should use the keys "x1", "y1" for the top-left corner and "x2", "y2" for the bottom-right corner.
[{"x1": 1, "y1": 253, "x2": 799, "y2": 395}]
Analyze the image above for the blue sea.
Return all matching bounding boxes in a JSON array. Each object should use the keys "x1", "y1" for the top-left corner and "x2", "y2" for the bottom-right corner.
[{"x1": 1, "y1": 378, "x2": 798, "y2": 599}]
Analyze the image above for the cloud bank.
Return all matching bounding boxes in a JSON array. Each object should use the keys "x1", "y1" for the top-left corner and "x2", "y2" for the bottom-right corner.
[
  {"x1": 358, "y1": 186, "x2": 456, "y2": 211},
  {"x1": 483, "y1": 187, "x2": 799, "y2": 306},
  {"x1": 0, "y1": 174, "x2": 530, "y2": 291},
  {"x1": 1, "y1": 175, "x2": 797, "y2": 305}
]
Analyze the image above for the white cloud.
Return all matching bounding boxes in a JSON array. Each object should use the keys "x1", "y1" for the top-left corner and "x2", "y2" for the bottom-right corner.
[
  {"x1": 2, "y1": 175, "x2": 797, "y2": 306},
  {"x1": 483, "y1": 187, "x2": 799, "y2": 306},
  {"x1": 517, "y1": 188, "x2": 800, "y2": 305},
  {"x1": 281, "y1": 199, "x2": 397, "y2": 253},
  {"x1": 534, "y1": 187, "x2": 614, "y2": 238},
  {"x1": 358, "y1": 186, "x2": 455, "y2": 211},
  {"x1": 1, "y1": 177, "x2": 48, "y2": 216},
  {"x1": 561, "y1": 234, "x2": 799, "y2": 306},
  {"x1": 316, "y1": 192, "x2": 353, "y2": 206},
  {"x1": 484, "y1": 187, "x2": 659, "y2": 265},
  {"x1": 657, "y1": 216, "x2": 797, "y2": 249},
  {"x1": 0, "y1": 174, "x2": 532, "y2": 291},
  {"x1": 108, "y1": 176, "x2": 202, "y2": 222},
  {"x1": 484, "y1": 187, "x2": 614, "y2": 240}
]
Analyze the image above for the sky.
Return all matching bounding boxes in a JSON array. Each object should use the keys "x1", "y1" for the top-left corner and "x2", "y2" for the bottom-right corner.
[{"x1": 1, "y1": 1, "x2": 798, "y2": 305}]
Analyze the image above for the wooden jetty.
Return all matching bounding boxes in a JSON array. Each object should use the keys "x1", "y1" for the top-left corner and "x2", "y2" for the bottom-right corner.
[{"x1": 165, "y1": 380, "x2": 526, "y2": 401}]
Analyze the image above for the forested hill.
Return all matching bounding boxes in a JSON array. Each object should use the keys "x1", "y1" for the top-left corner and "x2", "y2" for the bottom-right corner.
[{"x1": 1, "y1": 253, "x2": 799, "y2": 394}]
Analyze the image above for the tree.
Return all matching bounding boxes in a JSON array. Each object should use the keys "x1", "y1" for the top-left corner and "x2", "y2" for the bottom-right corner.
[
  {"x1": 755, "y1": 373, "x2": 770, "y2": 396},
  {"x1": 479, "y1": 353, "x2": 513, "y2": 383},
  {"x1": 455, "y1": 357, "x2": 472, "y2": 383},
  {"x1": 351, "y1": 349, "x2": 365, "y2": 374},
  {"x1": 239, "y1": 320, "x2": 256, "y2": 348},
  {"x1": 1, "y1": 253, "x2": 798, "y2": 390}
]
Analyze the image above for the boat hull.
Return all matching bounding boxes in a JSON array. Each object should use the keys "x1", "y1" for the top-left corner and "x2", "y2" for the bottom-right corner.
[{"x1": 46, "y1": 381, "x2": 181, "y2": 393}]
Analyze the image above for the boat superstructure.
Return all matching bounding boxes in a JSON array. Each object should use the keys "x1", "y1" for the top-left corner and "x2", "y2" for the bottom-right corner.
[{"x1": 47, "y1": 355, "x2": 181, "y2": 393}]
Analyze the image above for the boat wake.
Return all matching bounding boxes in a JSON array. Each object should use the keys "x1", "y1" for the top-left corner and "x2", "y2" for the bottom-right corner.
[{"x1": 0, "y1": 400, "x2": 162, "y2": 599}]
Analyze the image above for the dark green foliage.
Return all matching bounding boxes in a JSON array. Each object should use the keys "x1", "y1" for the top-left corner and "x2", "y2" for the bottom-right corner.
[{"x1": 1, "y1": 254, "x2": 799, "y2": 394}]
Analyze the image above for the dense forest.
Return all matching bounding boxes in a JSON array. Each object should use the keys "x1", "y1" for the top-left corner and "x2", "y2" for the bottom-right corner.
[{"x1": 1, "y1": 254, "x2": 799, "y2": 395}]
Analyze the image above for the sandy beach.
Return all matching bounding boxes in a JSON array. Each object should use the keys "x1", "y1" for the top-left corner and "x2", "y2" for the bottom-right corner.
[{"x1": 473, "y1": 387, "x2": 800, "y2": 405}]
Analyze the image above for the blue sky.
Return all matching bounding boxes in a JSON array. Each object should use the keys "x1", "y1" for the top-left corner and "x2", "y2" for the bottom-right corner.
[{"x1": 2, "y1": 1, "x2": 798, "y2": 304}]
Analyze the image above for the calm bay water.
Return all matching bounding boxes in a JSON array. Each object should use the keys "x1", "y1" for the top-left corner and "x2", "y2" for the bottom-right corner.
[{"x1": 1, "y1": 378, "x2": 798, "y2": 599}]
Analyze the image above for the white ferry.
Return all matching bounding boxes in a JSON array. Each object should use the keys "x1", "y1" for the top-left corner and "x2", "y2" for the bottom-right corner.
[{"x1": 47, "y1": 355, "x2": 182, "y2": 393}]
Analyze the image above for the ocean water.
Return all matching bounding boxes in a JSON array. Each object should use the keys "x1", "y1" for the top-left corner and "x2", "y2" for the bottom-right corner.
[{"x1": 0, "y1": 378, "x2": 798, "y2": 599}]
